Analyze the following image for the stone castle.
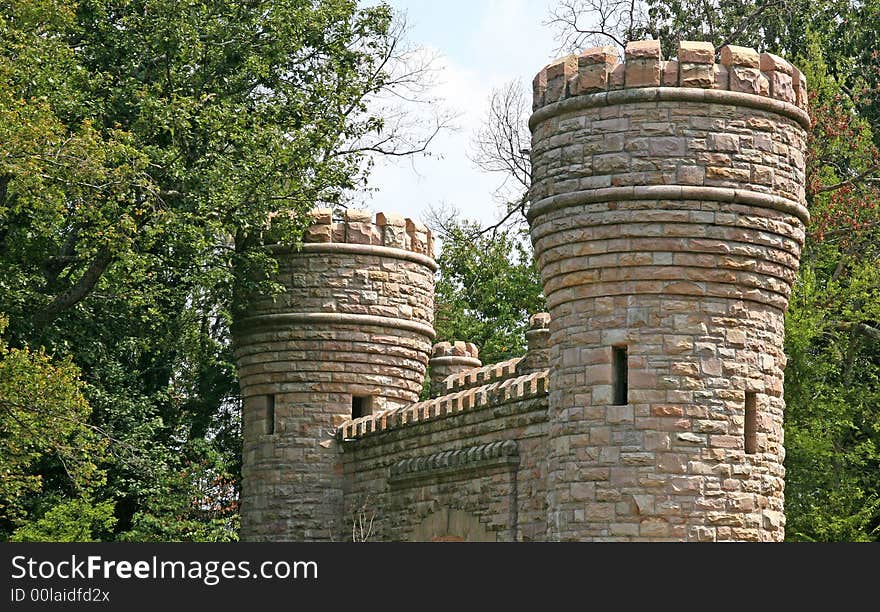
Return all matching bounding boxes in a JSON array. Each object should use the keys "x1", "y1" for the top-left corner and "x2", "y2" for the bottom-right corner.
[{"x1": 233, "y1": 40, "x2": 810, "y2": 541}]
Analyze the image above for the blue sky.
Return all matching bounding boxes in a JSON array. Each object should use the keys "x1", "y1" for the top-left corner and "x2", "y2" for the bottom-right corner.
[{"x1": 358, "y1": 0, "x2": 560, "y2": 229}]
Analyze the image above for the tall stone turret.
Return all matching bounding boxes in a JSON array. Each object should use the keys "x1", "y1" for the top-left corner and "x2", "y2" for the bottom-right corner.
[
  {"x1": 233, "y1": 208, "x2": 436, "y2": 541},
  {"x1": 529, "y1": 41, "x2": 809, "y2": 541}
]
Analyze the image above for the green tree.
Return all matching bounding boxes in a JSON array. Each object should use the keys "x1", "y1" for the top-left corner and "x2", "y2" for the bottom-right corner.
[
  {"x1": 782, "y1": 32, "x2": 880, "y2": 541},
  {"x1": 0, "y1": 0, "x2": 439, "y2": 540},
  {"x1": 431, "y1": 215, "x2": 545, "y2": 365},
  {"x1": 0, "y1": 316, "x2": 114, "y2": 540}
]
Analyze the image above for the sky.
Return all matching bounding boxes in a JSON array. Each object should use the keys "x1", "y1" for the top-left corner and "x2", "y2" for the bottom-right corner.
[{"x1": 356, "y1": 0, "x2": 561, "y2": 229}]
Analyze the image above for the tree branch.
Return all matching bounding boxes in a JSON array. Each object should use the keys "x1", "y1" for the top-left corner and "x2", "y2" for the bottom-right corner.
[
  {"x1": 852, "y1": 322, "x2": 880, "y2": 342},
  {"x1": 718, "y1": 0, "x2": 789, "y2": 48},
  {"x1": 34, "y1": 246, "x2": 113, "y2": 327},
  {"x1": 814, "y1": 163, "x2": 880, "y2": 195}
]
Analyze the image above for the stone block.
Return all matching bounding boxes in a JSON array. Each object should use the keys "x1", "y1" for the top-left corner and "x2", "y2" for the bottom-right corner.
[
  {"x1": 662, "y1": 60, "x2": 679, "y2": 86},
  {"x1": 793, "y1": 68, "x2": 808, "y2": 108},
  {"x1": 345, "y1": 221, "x2": 372, "y2": 244},
  {"x1": 680, "y1": 62, "x2": 713, "y2": 88},
  {"x1": 376, "y1": 211, "x2": 406, "y2": 227},
  {"x1": 625, "y1": 39, "x2": 661, "y2": 60},
  {"x1": 760, "y1": 52, "x2": 793, "y2": 75},
  {"x1": 713, "y1": 64, "x2": 729, "y2": 89},
  {"x1": 309, "y1": 207, "x2": 333, "y2": 224},
  {"x1": 730, "y1": 66, "x2": 769, "y2": 96},
  {"x1": 382, "y1": 223, "x2": 407, "y2": 249},
  {"x1": 610, "y1": 62, "x2": 625, "y2": 89},
  {"x1": 579, "y1": 45, "x2": 618, "y2": 65},
  {"x1": 606, "y1": 404, "x2": 633, "y2": 424},
  {"x1": 720, "y1": 45, "x2": 760, "y2": 68},
  {"x1": 678, "y1": 40, "x2": 714, "y2": 64},
  {"x1": 610, "y1": 522, "x2": 640, "y2": 537},
  {"x1": 640, "y1": 518, "x2": 670, "y2": 537},
  {"x1": 626, "y1": 59, "x2": 661, "y2": 87},
  {"x1": 632, "y1": 494, "x2": 654, "y2": 515},
  {"x1": 405, "y1": 218, "x2": 429, "y2": 254},
  {"x1": 708, "y1": 133, "x2": 740, "y2": 152},
  {"x1": 345, "y1": 208, "x2": 372, "y2": 224},
  {"x1": 571, "y1": 64, "x2": 612, "y2": 94},
  {"x1": 533, "y1": 68, "x2": 547, "y2": 110},
  {"x1": 593, "y1": 152, "x2": 630, "y2": 173},
  {"x1": 677, "y1": 165, "x2": 705, "y2": 185},
  {"x1": 304, "y1": 223, "x2": 332, "y2": 243},
  {"x1": 545, "y1": 55, "x2": 578, "y2": 103},
  {"x1": 649, "y1": 136, "x2": 686, "y2": 156},
  {"x1": 768, "y1": 71, "x2": 795, "y2": 103}
]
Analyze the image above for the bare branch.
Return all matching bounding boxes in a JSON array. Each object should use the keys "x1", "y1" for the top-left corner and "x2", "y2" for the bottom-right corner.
[
  {"x1": 469, "y1": 80, "x2": 532, "y2": 195},
  {"x1": 718, "y1": 0, "x2": 790, "y2": 48},
  {"x1": 476, "y1": 191, "x2": 530, "y2": 239},
  {"x1": 853, "y1": 322, "x2": 880, "y2": 342},
  {"x1": 337, "y1": 12, "x2": 455, "y2": 171},
  {"x1": 546, "y1": 0, "x2": 649, "y2": 55}
]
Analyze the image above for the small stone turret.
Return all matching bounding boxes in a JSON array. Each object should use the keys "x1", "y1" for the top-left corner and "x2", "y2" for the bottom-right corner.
[
  {"x1": 429, "y1": 341, "x2": 481, "y2": 397},
  {"x1": 234, "y1": 208, "x2": 436, "y2": 541},
  {"x1": 517, "y1": 313, "x2": 551, "y2": 375},
  {"x1": 529, "y1": 40, "x2": 809, "y2": 541}
]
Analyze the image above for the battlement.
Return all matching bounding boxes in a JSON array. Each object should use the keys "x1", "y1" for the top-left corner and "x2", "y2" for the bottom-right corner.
[
  {"x1": 338, "y1": 368, "x2": 548, "y2": 441},
  {"x1": 303, "y1": 208, "x2": 435, "y2": 260},
  {"x1": 440, "y1": 356, "x2": 523, "y2": 394},
  {"x1": 432, "y1": 340, "x2": 480, "y2": 360},
  {"x1": 528, "y1": 40, "x2": 807, "y2": 541},
  {"x1": 532, "y1": 40, "x2": 808, "y2": 119}
]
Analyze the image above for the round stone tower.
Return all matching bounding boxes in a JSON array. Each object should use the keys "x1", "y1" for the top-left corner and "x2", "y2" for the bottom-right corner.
[
  {"x1": 233, "y1": 208, "x2": 436, "y2": 541},
  {"x1": 529, "y1": 41, "x2": 809, "y2": 541}
]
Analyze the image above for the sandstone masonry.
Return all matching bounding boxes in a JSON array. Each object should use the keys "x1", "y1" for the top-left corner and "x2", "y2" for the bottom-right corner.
[{"x1": 234, "y1": 40, "x2": 809, "y2": 541}]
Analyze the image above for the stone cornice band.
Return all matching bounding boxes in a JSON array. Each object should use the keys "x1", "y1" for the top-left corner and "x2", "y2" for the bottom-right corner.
[
  {"x1": 529, "y1": 86, "x2": 811, "y2": 131},
  {"x1": 269, "y1": 242, "x2": 439, "y2": 272},
  {"x1": 235, "y1": 312, "x2": 436, "y2": 339},
  {"x1": 428, "y1": 356, "x2": 483, "y2": 368},
  {"x1": 388, "y1": 440, "x2": 519, "y2": 484},
  {"x1": 528, "y1": 184, "x2": 810, "y2": 226}
]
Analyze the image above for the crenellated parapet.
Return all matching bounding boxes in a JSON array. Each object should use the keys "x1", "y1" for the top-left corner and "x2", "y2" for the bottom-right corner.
[
  {"x1": 532, "y1": 40, "x2": 808, "y2": 113},
  {"x1": 303, "y1": 208, "x2": 434, "y2": 260},
  {"x1": 339, "y1": 369, "x2": 549, "y2": 441},
  {"x1": 517, "y1": 313, "x2": 552, "y2": 375},
  {"x1": 428, "y1": 341, "x2": 482, "y2": 397},
  {"x1": 431, "y1": 340, "x2": 480, "y2": 360}
]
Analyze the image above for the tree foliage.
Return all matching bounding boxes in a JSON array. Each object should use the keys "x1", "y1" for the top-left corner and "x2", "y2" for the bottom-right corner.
[
  {"x1": 0, "y1": 316, "x2": 114, "y2": 540},
  {"x1": 430, "y1": 214, "x2": 545, "y2": 365},
  {"x1": 0, "y1": 0, "x2": 437, "y2": 540}
]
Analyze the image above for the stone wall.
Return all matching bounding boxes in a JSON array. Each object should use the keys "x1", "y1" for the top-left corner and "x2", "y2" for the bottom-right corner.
[
  {"x1": 529, "y1": 40, "x2": 809, "y2": 540},
  {"x1": 339, "y1": 369, "x2": 549, "y2": 541},
  {"x1": 234, "y1": 209, "x2": 436, "y2": 541}
]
